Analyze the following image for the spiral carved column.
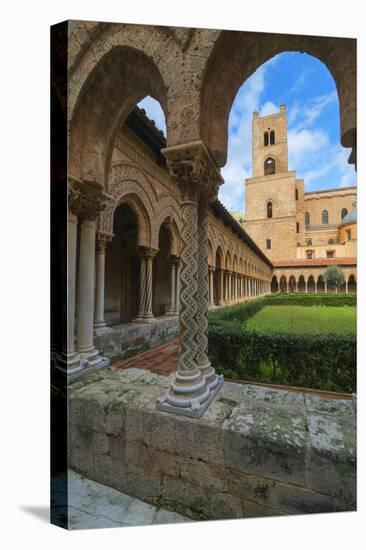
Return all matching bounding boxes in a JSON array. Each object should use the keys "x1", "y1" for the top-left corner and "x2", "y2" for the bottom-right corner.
[
  {"x1": 157, "y1": 141, "x2": 223, "y2": 418},
  {"x1": 136, "y1": 250, "x2": 147, "y2": 321},
  {"x1": 197, "y1": 205, "x2": 222, "y2": 391}
]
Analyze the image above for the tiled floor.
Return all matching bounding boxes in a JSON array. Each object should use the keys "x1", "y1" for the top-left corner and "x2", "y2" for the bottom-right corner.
[
  {"x1": 113, "y1": 338, "x2": 178, "y2": 376},
  {"x1": 52, "y1": 470, "x2": 190, "y2": 529}
]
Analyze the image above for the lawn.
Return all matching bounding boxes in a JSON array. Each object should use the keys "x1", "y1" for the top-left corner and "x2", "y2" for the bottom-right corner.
[{"x1": 245, "y1": 305, "x2": 356, "y2": 335}]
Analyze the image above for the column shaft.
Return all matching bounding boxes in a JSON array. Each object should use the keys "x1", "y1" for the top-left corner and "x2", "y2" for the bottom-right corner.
[
  {"x1": 76, "y1": 219, "x2": 97, "y2": 356},
  {"x1": 67, "y1": 213, "x2": 78, "y2": 356},
  {"x1": 94, "y1": 236, "x2": 109, "y2": 328}
]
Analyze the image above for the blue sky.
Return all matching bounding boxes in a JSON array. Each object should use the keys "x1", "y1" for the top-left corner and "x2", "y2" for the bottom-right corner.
[{"x1": 138, "y1": 52, "x2": 356, "y2": 212}]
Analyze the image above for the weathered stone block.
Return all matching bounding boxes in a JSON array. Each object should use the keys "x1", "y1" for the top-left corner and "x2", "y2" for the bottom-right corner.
[
  {"x1": 307, "y1": 413, "x2": 356, "y2": 504},
  {"x1": 243, "y1": 500, "x2": 286, "y2": 518},
  {"x1": 179, "y1": 458, "x2": 228, "y2": 493},
  {"x1": 228, "y1": 469, "x2": 276, "y2": 507},
  {"x1": 161, "y1": 476, "x2": 207, "y2": 512},
  {"x1": 223, "y1": 404, "x2": 307, "y2": 484},
  {"x1": 209, "y1": 492, "x2": 243, "y2": 520},
  {"x1": 275, "y1": 483, "x2": 351, "y2": 515}
]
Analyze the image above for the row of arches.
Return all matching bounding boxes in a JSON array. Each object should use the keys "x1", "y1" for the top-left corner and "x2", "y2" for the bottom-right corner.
[{"x1": 271, "y1": 273, "x2": 357, "y2": 293}]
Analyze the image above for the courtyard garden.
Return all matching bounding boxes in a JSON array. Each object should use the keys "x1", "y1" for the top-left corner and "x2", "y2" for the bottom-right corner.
[{"x1": 208, "y1": 293, "x2": 356, "y2": 393}]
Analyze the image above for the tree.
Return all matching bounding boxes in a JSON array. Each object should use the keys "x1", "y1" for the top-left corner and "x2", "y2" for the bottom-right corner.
[{"x1": 323, "y1": 266, "x2": 345, "y2": 293}]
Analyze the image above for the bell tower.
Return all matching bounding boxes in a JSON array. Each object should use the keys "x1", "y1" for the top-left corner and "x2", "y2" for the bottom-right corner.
[
  {"x1": 252, "y1": 104, "x2": 288, "y2": 177},
  {"x1": 244, "y1": 104, "x2": 304, "y2": 262}
]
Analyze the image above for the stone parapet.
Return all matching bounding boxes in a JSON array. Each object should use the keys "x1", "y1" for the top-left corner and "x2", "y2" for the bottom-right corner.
[{"x1": 68, "y1": 368, "x2": 356, "y2": 521}]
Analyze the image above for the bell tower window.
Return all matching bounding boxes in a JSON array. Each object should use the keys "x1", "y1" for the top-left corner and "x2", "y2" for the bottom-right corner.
[
  {"x1": 264, "y1": 157, "x2": 276, "y2": 175},
  {"x1": 267, "y1": 201, "x2": 273, "y2": 219},
  {"x1": 270, "y1": 130, "x2": 275, "y2": 145},
  {"x1": 264, "y1": 131, "x2": 269, "y2": 146}
]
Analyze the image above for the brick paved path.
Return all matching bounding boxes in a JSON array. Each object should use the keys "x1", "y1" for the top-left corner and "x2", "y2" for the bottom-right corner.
[{"x1": 113, "y1": 338, "x2": 178, "y2": 376}]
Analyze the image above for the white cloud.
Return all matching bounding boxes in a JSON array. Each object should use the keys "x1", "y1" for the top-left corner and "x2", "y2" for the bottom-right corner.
[
  {"x1": 260, "y1": 101, "x2": 279, "y2": 116},
  {"x1": 137, "y1": 96, "x2": 166, "y2": 136},
  {"x1": 288, "y1": 128, "x2": 329, "y2": 167}
]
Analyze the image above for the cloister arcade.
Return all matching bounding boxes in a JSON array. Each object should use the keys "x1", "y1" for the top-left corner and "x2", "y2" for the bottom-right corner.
[
  {"x1": 52, "y1": 21, "x2": 356, "y2": 416},
  {"x1": 271, "y1": 270, "x2": 357, "y2": 293}
]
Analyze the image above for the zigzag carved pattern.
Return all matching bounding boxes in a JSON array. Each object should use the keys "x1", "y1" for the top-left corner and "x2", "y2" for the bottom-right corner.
[
  {"x1": 197, "y1": 210, "x2": 209, "y2": 363},
  {"x1": 177, "y1": 202, "x2": 198, "y2": 371}
]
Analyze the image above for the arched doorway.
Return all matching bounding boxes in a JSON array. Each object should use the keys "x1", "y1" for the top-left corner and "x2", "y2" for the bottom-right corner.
[
  {"x1": 105, "y1": 203, "x2": 140, "y2": 324},
  {"x1": 214, "y1": 247, "x2": 224, "y2": 305},
  {"x1": 271, "y1": 276, "x2": 278, "y2": 293},
  {"x1": 348, "y1": 274, "x2": 357, "y2": 293},
  {"x1": 298, "y1": 275, "x2": 306, "y2": 293},
  {"x1": 317, "y1": 275, "x2": 325, "y2": 293},
  {"x1": 153, "y1": 222, "x2": 172, "y2": 316},
  {"x1": 289, "y1": 275, "x2": 296, "y2": 293},
  {"x1": 308, "y1": 275, "x2": 315, "y2": 293},
  {"x1": 279, "y1": 275, "x2": 287, "y2": 293}
]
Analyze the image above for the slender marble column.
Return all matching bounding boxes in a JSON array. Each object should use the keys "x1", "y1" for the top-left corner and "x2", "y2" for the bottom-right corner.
[
  {"x1": 315, "y1": 282, "x2": 318, "y2": 294},
  {"x1": 94, "y1": 234, "x2": 111, "y2": 328},
  {"x1": 220, "y1": 269, "x2": 224, "y2": 305},
  {"x1": 346, "y1": 281, "x2": 349, "y2": 294},
  {"x1": 166, "y1": 257, "x2": 176, "y2": 315},
  {"x1": 143, "y1": 249, "x2": 156, "y2": 320},
  {"x1": 68, "y1": 177, "x2": 111, "y2": 374},
  {"x1": 209, "y1": 267, "x2": 215, "y2": 306},
  {"x1": 136, "y1": 251, "x2": 147, "y2": 320},
  {"x1": 325, "y1": 281, "x2": 327, "y2": 293},
  {"x1": 76, "y1": 218, "x2": 100, "y2": 364},
  {"x1": 57, "y1": 211, "x2": 81, "y2": 373},
  {"x1": 305, "y1": 281, "x2": 308, "y2": 293}
]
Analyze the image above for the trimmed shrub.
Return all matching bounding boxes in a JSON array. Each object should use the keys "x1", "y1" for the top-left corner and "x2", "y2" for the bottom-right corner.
[
  {"x1": 265, "y1": 293, "x2": 356, "y2": 307},
  {"x1": 208, "y1": 324, "x2": 356, "y2": 393},
  {"x1": 208, "y1": 296, "x2": 356, "y2": 392}
]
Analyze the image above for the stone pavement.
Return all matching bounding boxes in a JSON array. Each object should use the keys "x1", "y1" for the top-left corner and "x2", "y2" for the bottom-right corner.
[
  {"x1": 113, "y1": 338, "x2": 178, "y2": 376},
  {"x1": 52, "y1": 470, "x2": 191, "y2": 529}
]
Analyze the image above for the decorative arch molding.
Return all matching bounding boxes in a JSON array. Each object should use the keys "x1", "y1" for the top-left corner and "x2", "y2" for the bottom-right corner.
[
  {"x1": 99, "y1": 176, "x2": 156, "y2": 247},
  {"x1": 68, "y1": 38, "x2": 169, "y2": 188},
  {"x1": 157, "y1": 216, "x2": 181, "y2": 257}
]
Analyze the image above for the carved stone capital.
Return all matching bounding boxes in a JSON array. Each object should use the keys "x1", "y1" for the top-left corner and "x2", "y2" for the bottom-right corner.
[
  {"x1": 138, "y1": 246, "x2": 159, "y2": 259},
  {"x1": 162, "y1": 141, "x2": 223, "y2": 206},
  {"x1": 68, "y1": 176, "x2": 113, "y2": 221},
  {"x1": 96, "y1": 231, "x2": 114, "y2": 253}
]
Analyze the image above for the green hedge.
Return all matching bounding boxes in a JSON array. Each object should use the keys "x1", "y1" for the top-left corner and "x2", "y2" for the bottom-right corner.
[
  {"x1": 208, "y1": 323, "x2": 356, "y2": 393},
  {"x1": 265, "y1": 293, "x2": 356, "y2": 307},
  {"x1": 207, "y1": 295, "x2": 356, "y2": 392}
]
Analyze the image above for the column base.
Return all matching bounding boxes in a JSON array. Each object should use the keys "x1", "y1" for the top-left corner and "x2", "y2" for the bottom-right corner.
[
  {"x1": 54, "y1": 352, "x2": 84, "y2": 377},
  {"x1": 198, "y1": 358, "x2": 224, "y2": 391},
  {"x1": 93, "y1": 320, "x2": 107, "y2": 329},
  {"x1": 157, "y1": 368, "x2": 223, "y2": 419}
]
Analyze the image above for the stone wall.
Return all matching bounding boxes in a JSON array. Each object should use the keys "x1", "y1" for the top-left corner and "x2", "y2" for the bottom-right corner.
[
  {"x1": 69, "y1": 368, "x2": 356, "y2": 521},
  {"x1": 94, "y1": 318, "x2": 178, "y2": 363}
]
